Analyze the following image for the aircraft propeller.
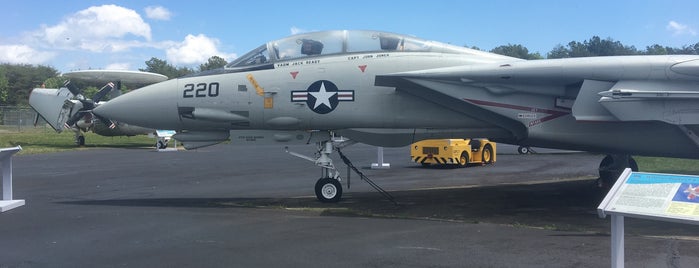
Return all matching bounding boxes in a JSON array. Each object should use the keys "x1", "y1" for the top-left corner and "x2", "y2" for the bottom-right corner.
[{"x1": 63, "y1": 80, "x2": 117, "y2": 129}]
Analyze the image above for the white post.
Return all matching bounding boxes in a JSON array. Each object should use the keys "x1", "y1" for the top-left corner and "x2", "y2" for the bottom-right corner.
[
  {"x1": 371, "y1": 147, "x2": 390, "y2": 169},
  {"x1": 1, "y1": 146, "x2": 25, "y2": 212},
  {"x1": 2, "y1": 156, "x2": 12, "y2": 200},
  {"x1": 611, "y1": 214, "x2": 624, "y2": 268}
]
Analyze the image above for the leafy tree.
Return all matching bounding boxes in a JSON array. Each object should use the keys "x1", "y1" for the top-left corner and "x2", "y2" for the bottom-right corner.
[
  {"x1": 490, "y1": 44, "x2": 542, "y2": 59},
  {"x1": 43, "y1": 76, "x2": 67, "y2": 89},
  {"x1": 644, "y1": 44, "x2": 669, "y2": 55},
  {"x1": 0, "y1": 64, "x2": 59, "y2": 106},
  {"x1": 547, "y1": 44, "x2": 569, "y2": 59},
  {"x1": 665, "y1": 43, "x2": 699, "y2": 55},
  {"x1": 199, "y1": 56, "x2": 228, "y2": 72},
  {"x1": 139, "y1": 57, "x2": 194, "y2": 79},
  {"x1": 0, "y1": 68, "x2": 8, "y2": 105},
  {"x1": 547, "y1": 36, "x2": 638, "y2": 58}
]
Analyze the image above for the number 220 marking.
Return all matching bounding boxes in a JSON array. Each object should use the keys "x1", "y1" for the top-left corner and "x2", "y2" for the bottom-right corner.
[{"x1": 183, "y1": 82, "x2": 220, "y2": 98}]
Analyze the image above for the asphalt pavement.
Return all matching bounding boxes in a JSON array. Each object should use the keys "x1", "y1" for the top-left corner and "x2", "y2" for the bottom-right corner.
[{"x1": 1, "y1": 143, "x2": 698, "y2": 267}]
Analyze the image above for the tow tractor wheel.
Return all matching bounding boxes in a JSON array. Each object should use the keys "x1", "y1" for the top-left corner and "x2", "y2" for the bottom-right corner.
[
  {"x1": 457, "y1": 152, "x2": 469, "y2": 168},
  {"x1": 315, "y1": 178, "x2": 342, "y2": 203},
  {"x1": 482, "y1": 145, "x2": 494, "y2": 164}
]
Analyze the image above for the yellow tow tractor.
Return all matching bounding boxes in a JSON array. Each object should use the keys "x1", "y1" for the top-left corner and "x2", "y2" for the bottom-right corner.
[{"x1": 411, "y1": 139, "x2": 496, "y2": 167}]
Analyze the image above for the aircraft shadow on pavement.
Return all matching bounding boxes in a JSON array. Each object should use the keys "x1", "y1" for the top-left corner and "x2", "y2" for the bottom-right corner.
[{"x1": 57, "y1": 179, "x2": 699, "y2": 237}]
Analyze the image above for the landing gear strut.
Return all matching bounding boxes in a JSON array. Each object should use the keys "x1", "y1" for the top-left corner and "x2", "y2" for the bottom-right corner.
[
  {"x1": 286, "y1": 139, "x2": 352, "y2": 203},
  {"x1": 67, "y1": 126, "x2": 86, "y2": 146},
  {"x1": 287, "y1": 137, "x2": 396, "y2": 204},
  {"x1": 597, "y1": 154, "x2": 638, "y2": 188}
]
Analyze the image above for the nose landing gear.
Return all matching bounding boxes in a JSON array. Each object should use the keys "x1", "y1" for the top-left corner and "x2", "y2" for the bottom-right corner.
[
  {"x1": 286, "y1": 139, "x2": 350, "y2": 203},
  {"x1": 286, "y1": 136, "x2": 396, "y2": 204}
]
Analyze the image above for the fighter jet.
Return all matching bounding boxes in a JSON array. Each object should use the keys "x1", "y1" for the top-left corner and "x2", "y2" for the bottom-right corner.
[
  {"x1": 94, "y1": 30, "x2": 699, "y2": 202},
  {"x1": 29, "y1": 70, "x2": 167, "y2": 146}
]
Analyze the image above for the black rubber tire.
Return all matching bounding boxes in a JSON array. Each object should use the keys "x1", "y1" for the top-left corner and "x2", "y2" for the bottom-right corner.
[
  {"x1": 482, "y1": 145, "x2": 494, "y2": 164},
  {"x1": 629, "y1": 157, "x2": 639, "y2": 171},
  {"x1": 598, "y1": 155, "x2": 639, "y2": 188},
  {"x1": 457, "y1": 152, "x2": 469, "y2": 168},
  {"x1": 314, "y1": 178, "x2": 342, "y2": 203}
]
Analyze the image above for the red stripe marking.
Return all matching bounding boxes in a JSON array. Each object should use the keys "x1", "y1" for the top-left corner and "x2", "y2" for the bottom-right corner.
[{"x1": 464, "y1": 98, "x2": 569, "y2": 127}]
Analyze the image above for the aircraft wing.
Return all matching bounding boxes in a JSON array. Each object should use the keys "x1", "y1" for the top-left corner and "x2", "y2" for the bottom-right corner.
[
  {"x1": 376, "y1": 56, "x2": 699, "y2": 136},
  {"x1": 28, "y1": 87, "x2": 76, "y2": 132}
]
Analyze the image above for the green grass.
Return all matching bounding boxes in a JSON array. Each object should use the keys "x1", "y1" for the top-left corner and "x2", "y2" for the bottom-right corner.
[
  {"x1": 1, "y1": 126, "x2": 155, "y2": 155},
  {"x1": 635, "y1": 156, "x2": 699, "y2": 175}
]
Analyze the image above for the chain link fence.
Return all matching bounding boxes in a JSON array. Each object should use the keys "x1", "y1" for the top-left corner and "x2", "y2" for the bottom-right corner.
[{"x1": 0, "y1": 106, "x2": 48, "y2": 132}]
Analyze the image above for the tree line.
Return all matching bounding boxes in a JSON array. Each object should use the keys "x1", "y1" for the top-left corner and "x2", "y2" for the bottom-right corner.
[
  {"x1": 488, "y1": 36, "x2": 699, "y2": 60},
  {"x1": 2, "y1": 36, "x2": 698, "y2": 106}
]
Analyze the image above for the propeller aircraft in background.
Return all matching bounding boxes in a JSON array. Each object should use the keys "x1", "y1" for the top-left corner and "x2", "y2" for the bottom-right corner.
[
  {"x1": 29, "y1": 70, "x2": 168, "y2": 146},
  {"x1": 93, "y1": 30, "x2": 699, "y2": 202}
]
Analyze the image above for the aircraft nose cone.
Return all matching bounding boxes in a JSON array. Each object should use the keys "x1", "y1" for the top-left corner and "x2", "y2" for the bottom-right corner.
[{"x1": 94, "y1": 79, "x2": 181, "y2": 129}]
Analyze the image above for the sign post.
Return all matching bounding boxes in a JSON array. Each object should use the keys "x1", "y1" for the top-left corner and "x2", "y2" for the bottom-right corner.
[
  {"x1": 371, "y1": 147, "x2": 390, "y2": 169},
  {"x1": 1, "y1": 146, "x2": 24, "y2": 212},
  {"x1": 598, "y1": 168, "x2": 699, "y2": 268}
]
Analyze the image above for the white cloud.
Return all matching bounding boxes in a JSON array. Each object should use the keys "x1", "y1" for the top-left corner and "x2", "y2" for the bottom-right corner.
[
  {"x1": 33, "y1": 4, "x2": 151, "y2": 52},
  {"x1": 104, "y1": 62, "x2": 131, "y2": 70},
  {"x1": 0, "y1": 44, "x2": 55, "y2": 64},
  {"x1": 667, "y1": 21, "x2": 697, "y2": 36},
  {"x1": 166, "y1": 34, "x2": 235, "y2": 65},
  {"x1": 145, "y1": 6, "x2": 172, "y2": 21}
]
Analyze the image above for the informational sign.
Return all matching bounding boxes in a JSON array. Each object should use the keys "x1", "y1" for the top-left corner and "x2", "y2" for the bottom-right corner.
[
  {"x1": 598, "y1": 169, "x2": 699, "y2": 268},
  {"x1": 598, "y1": 169, "x2": 699, "y2": 225},
  {"x1": 155, "y1": 130, "x2": 176, "y2": 138}
]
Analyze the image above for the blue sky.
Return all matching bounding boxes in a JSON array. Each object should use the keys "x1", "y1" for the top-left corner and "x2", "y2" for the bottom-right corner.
[{"x1": 1, "y1": 0, "x2": 698, "y2": 73}]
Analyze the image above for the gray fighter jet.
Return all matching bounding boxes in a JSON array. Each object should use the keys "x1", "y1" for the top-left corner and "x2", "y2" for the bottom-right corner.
[{"x1": 94, "y1": 30, "x2": 699, "y2": 202}]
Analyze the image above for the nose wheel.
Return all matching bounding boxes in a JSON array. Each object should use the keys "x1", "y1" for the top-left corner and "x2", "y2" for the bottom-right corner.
[{"x1": 315, "y1": 178, "x2": 343, "y2": 203}]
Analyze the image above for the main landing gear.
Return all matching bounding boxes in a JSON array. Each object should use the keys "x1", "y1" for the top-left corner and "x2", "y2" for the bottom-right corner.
[
  {"x1": 66, "y1": 126, "x2": 86, "y2": 146},
  {"x1": 597, "y1": 154, "x2": 638, "y2": 188}
]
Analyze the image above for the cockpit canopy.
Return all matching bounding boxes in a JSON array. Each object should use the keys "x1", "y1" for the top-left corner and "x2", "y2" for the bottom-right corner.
[{"x1": 225, "y1": 30, "x2": 477, "y2": 69}]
